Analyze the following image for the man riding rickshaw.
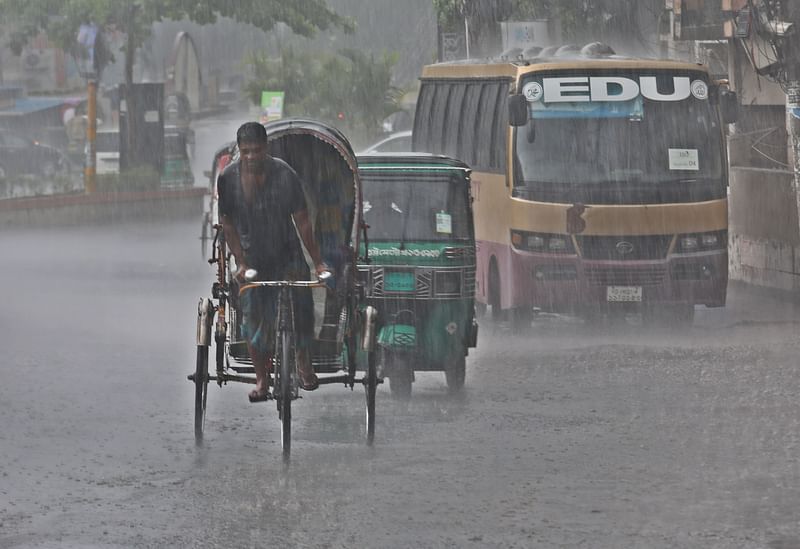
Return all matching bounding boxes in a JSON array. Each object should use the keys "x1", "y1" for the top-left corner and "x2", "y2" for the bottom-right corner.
[{"x1": 192, "y1": 119, "x2": 379, "y2": 460}]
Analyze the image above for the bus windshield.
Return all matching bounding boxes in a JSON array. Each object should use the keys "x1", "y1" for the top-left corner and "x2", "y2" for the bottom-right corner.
[
  {"x1": 362, "y1": 174, "x2": 471, "y2": 242},
  {"x1": 514, "y1": 72, "x2": 725, "y2": 204}
]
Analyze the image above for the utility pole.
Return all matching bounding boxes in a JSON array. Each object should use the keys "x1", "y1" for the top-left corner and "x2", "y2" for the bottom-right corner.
[
  {"x1": 786, "y1": 6, "x2": 800, "y2": 242},
  {"x1": 77, "y1": 22, "x2": 100, "y2": 194},
  {"x1": 757, "y1": 0, "x2": 800, "y2": 243},
  {"x1": 85, "y1": 79, "x2": 97, "y2": 194}
]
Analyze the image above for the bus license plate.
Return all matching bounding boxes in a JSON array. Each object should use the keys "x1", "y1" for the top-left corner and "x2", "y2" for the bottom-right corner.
[
  {"x1": 606, "y1": 286, "x2": 642, "y2": 302},
  {"x1": 384, "y1": 271, "x2": 416, "y2": 292}
]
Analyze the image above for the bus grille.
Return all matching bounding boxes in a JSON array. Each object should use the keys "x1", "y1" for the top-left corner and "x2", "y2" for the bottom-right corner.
[
  {"x1": 369, "y1": 267, "x2": 474, "y2": 299},
  {"x1": 464, "y1": 267, "x2": 476, "y2": 295},
  {"x1": 585, "y1": 266, "x2": 666, "y2": 286},
  {"x1": 576, "y1": 235, "x2": 673, "y2": 260}
]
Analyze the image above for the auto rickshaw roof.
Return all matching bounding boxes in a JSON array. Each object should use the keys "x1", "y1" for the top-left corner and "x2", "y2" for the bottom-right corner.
[{"x1": 356, "y1": 152, "x2": 471, "y2": 174}]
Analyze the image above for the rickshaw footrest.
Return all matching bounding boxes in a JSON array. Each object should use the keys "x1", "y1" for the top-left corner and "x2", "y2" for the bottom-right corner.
[{"x1": 317, "y1": 374, "x2": 351, "y2": 386}]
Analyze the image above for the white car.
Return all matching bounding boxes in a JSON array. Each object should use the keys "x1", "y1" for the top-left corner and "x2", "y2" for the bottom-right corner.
[{"x1": 361, "y1": 130, "x2": 412, "y2": 154}]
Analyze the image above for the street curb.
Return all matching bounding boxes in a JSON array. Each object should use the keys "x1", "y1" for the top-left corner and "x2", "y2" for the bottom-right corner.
[{"x1": 0, "y1": 187, "x2": 208, "y2": 227}]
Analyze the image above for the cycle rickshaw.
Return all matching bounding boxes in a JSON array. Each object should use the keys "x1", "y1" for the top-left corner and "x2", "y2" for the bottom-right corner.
[{"x1": 191, "y1": 119, "x2": 379, "y2": 459}]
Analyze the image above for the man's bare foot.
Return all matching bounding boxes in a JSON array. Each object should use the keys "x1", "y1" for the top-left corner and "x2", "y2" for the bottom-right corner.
[
  {"x1": 248, "y1": 381, "x2": 271, "y2": 402},
  {"x1": 296, "y1": 353, "x2": 319, "y2": 391}
]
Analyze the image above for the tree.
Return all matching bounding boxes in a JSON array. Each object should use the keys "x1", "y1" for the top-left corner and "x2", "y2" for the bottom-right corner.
[
  {"x1": 433, "y1": 0, "x2": 663, "y2": 56},
  {"x1": 245, "y1": 48, "x2": 402, "y2": 144},
  {"x1": 434, "y1": 0, "x2": 513, "y2": 57},
  {"x1": 0, "y1": 0, "x2": 354, "y2": 174},
  {"x1": 0, "y1": 0, "x2": 354, "y2": 86}
]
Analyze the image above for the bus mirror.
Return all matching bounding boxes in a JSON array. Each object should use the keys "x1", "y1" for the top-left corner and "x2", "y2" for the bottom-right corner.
[
  {"x1": 508, "y1": 94, "x2": 529, "y2": 127},
  {"x1": 720, "y1": 90, "x2": 738, "y2": 124},
  {"x1": 526, "y1": 119, "x2": 536, "y2": 143}
]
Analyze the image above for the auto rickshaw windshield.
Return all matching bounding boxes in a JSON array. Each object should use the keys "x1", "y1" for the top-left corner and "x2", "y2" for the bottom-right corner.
[{"x1": 362, "y1": 173, "x2": 470, "y2": 241}]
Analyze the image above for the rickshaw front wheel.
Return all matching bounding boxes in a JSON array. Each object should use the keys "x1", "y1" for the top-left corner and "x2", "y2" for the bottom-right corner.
[
  {"x1": 365, "y1": 349, "x2": 378, "y2": 444},
  {"x1": 278, "y1": 330, "x2": 293, "y2": 462}
]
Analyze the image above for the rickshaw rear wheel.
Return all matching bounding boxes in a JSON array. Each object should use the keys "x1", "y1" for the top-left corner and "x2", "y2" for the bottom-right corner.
[
  {"x1": 194, "y1": 344, "x2": 209, "y2": 443},
  {"x1": 199, "y1": 212, "x2": 210, "y2": 259},
  {"x1": 365, "y1": 349, "x2": 378, "y2": 444},
  {"x1": 444, "y1": 352, "x2": 466, "y2": 393}
]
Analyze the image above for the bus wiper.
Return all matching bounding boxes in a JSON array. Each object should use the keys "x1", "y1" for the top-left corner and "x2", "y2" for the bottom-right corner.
[{"x1": 399, "y1": 185, "x2": 413, "y2": 250}]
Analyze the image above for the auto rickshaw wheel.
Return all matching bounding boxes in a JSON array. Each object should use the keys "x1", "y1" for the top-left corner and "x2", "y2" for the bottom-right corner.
[
  {"x1": 444, "y1": 353, "x2": 466, "y2": 393},
  {"x1": 384, "y1": 349, "x2": 412, "y2": 399}
]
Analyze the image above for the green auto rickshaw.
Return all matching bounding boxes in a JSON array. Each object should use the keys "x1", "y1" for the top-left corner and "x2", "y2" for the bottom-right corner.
[
  {"x1": 357, "y1": 153, "x2": 478, "y2": 397},
  {"x1": 161, "y1": 129, "x2": 194, "y2": 187}
]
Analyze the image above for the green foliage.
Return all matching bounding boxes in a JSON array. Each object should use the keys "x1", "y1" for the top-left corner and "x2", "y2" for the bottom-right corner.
[
  {"x1": 432, "y1": 0, "x2": 658, "y2": 37},
  {"x1": 96, "y1": 165, "x2": 160, "y2": 192},
  {"x1": 433, "y1": 0, "x2": 465, "y2": 27},
  {"x1": 245, "y1": 48, "x2": 403, "y2": 144},
  {"x1": 0, "y1": 0, "x2": 353, "y2": 73}
]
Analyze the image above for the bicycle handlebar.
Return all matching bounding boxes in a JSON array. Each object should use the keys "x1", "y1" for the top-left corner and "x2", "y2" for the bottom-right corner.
[{"x1": 239, "y1": 269, "x2": 332, "y2": 294}]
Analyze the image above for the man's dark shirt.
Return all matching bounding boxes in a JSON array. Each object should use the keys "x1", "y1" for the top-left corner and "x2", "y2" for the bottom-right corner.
[{"x1": 218, "y1": 156, "x2": 307, "y2": 275}]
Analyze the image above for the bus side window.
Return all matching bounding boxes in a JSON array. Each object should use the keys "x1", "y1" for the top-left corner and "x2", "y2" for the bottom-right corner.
[
  {"x1": 413, "y1": 84, "x2": 436, "y2": 152},
  {"x1": 475, "y1": 83, "x2": 500, "y2": 169},
  {"x1": 444, "y1": 84, "x2": 466, "y2": 159},
  {"x1": 491, "y1": 84, "x2": 509, "y2": 173},
  {"x1": 430, "y1": 83, "x2": 451, "y2": 154},
  {"x1": 460, "y1": 84, "x2": 482, "y2": 166}
]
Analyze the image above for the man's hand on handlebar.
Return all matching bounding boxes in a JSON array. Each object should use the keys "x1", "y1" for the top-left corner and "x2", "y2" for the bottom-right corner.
[
  {"x1": 234, "y1": 262, "x2": 250, "y2": 282},
  {"x1": 315, "y1": 262, "x2": 331, "y2": 281}
]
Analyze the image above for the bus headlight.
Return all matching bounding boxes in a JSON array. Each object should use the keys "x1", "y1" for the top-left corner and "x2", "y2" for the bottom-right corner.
[
  {"x1": 511, "y1": 230, "x2": 574, "y2": 254},
  {"x1": 528, "y1": 235, "x2": 545, "y2": 249},
  {"x1": 548, "y1": 237, "x2": 568, "y2": 251},
  {"x1": 680, "y1": 236, "x2": 699, "y2": 252},
  {"x1": 677, "y1": 230, "x2": 727, "y2": 253}
]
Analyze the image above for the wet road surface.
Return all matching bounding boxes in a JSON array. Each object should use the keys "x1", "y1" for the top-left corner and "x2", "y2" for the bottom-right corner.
[{"x1": 2, "y1": 220, "x2": 800, "y2": 548}]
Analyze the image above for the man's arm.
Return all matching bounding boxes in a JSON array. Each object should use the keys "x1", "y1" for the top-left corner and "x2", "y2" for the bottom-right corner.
[
  {"x1": 293, "y1": 208, "x2": 326, "y2": 275},
  {"x1": 220, "y1": 213, "x2": 247, "y2": 277}
]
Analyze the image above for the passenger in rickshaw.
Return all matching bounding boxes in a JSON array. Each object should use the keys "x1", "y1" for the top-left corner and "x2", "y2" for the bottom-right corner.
[{"x1": 218, "y1": 122, "x2": 328, "y2": 401}]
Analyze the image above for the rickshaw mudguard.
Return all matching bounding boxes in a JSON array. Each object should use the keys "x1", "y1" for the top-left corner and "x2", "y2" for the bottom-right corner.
[
  {"x1": 377, "y1": 323, "x2": 417, "y2": 348},
  {"x1": 418, "y1": 300, "x2": 472, "y2": 364}
]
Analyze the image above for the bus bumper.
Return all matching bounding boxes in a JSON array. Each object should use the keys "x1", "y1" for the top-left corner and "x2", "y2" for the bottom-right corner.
[{"x1": 510, "y1": 250, "x2": 728, "y2": 312}]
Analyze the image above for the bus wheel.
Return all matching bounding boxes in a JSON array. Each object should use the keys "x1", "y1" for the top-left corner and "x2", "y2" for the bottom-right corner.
[
  {"x1": 488, "y1": 260, "x2": 504, "y2": 321},
  {"x1": 511, "y1": 307, "x2": 532, "y2": 333},
  {"x1": 670, "y1": 304, "x2": 695, "y2": 326},
  {"x1": 643, "y1": 304, "x2": 695, "y2": 329}
]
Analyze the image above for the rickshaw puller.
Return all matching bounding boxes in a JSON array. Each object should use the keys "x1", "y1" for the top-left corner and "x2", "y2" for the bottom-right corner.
[{"x1": 218, "y1": 122, "x2": 327, "y2": 401}]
